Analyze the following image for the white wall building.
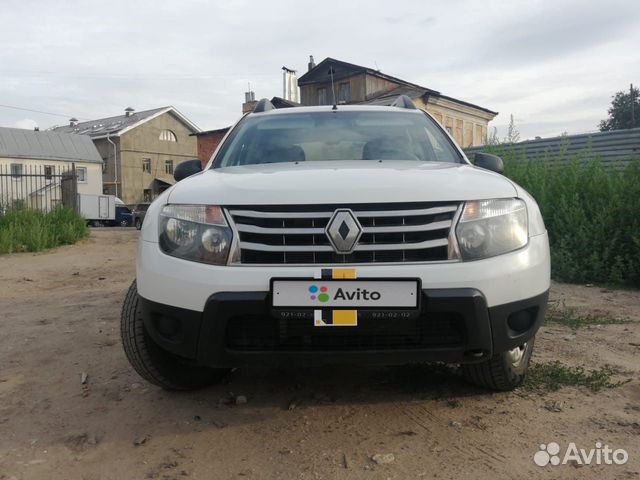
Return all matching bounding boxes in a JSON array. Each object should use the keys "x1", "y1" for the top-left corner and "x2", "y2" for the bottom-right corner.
[{"x1": 0, "y1": 127, "x2": 103, "y2": 210}]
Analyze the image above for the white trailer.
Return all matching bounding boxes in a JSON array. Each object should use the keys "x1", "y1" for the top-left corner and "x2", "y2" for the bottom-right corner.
[{"x1": 77, "y1": 194, "x2": 115, "y2": 225}]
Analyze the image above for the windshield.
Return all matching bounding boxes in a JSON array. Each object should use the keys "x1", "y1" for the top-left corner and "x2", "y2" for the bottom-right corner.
[{"x1": 212, "y1": 110, "x2": 462, "y2": 168}]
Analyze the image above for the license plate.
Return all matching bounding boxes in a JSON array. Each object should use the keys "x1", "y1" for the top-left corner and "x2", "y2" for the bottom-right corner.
[{"x1": 271, "y1": 278, "x2": 420, "y2": 309}]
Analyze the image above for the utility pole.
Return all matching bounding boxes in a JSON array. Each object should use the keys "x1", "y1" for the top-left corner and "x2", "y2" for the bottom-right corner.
[{"x1": 631, "y1": 83, "x2": 636, "y2": 129}]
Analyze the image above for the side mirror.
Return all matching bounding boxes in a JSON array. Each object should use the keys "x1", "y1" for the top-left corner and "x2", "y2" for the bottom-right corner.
[
  {"x1": 474, "y1": 152, "x2": 504, "y2": 174},
  {"x1": 174, "y1": 159, "x2": 202, "y2": 182}
]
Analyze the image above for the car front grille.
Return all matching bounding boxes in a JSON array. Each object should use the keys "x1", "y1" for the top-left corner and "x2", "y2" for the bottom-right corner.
[{"x1": 226, "y1": 202, "x2": 460, "y2": 265}]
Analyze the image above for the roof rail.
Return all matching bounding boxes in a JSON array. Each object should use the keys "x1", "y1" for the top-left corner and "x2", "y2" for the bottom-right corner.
[
  {"x1": 390, "y1": 95, "x2": 417, "y2": 110},
  {"x1": 253, "y1": 98, "x2": 275, "y2": 113}
]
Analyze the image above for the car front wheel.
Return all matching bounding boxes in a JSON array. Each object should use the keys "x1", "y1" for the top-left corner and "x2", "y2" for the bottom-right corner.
[
  {"x1": 120, "y1": 281, "x2": 230, "y2": 390},
  {"x1": 461, "y1": 339, "x2": 535, "y2": 391},
  {"x1": 135, "y1": 218, "x2": 142, "y2": 230}
]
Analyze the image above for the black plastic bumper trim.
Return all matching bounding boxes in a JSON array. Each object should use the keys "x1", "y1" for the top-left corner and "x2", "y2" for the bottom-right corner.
[{"x1": 138, "y1": 288, "x2": 549, "y2": 367}]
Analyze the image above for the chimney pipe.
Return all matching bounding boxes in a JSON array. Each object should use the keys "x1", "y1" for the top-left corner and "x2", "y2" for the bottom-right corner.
[
  {"x1": 69, "y1": 117, "x2": 78, "y2": 127},
  {"x1": 242, "y1": 88, "x2": 258, "y2": 114},
  {"x1": 308, "y1": 55, "x2": 316, "y2": 72},
  {"x1": 125, "y1": 107, "x2": 135, "y2": 117}
]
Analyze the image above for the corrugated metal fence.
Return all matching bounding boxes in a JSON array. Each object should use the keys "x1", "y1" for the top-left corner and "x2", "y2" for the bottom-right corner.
[{"x1": 466, "y1": 128, "x2": 640, "y2": 168}]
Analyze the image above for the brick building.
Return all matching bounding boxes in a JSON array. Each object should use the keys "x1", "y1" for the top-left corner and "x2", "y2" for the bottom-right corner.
[{"x1": 191, "y1": 127, "x2": 230, "y2": 168}]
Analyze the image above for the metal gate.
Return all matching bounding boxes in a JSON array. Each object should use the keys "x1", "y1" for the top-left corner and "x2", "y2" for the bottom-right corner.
[{"x1": 0, "y1": 163, "x2": 78, "y2": 212}]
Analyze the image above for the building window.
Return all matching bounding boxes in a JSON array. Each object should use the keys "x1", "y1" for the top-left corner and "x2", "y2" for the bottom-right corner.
[
  {"x1": 142, "y1": 158, "x2": 151, "y2": 173},
  {"x1": 44, "y1": 165, "x2": 53, "y2": 180},
  {"x1": 338, "y1": 82, "x2": 350, "y2": 102},
  {"x1": 143, "y1": 189, "x2": 152, "y2": 201},
  {"x1": 76, "y1": 166, "x2": 87, "y2": 183},
  {"x1": 165, "y1": 160, "x2": 174, "y2": 174},
  {"x1": 10, "y1": 163, "x2": 23, "y2": 179},
  {"x1": 159, "y1": 130, "x2": 177, "y2": 142},
  {"x1": 317, "y1": 87, "x2": 327, "y2": 105}
]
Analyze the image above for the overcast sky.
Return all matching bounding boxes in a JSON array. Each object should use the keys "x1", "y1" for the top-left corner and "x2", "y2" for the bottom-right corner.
[{"x1": 1, "y1": 0, "x2": 639, "y2": 140}]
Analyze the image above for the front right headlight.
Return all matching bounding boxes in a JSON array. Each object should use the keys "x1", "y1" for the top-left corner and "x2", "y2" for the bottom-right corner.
[
  {"x1": 455, "y1": 198, "x2": 528, "y2": 260},
  {"x1": 159, "y1": 205, "x2": 233, "y2": 265}
]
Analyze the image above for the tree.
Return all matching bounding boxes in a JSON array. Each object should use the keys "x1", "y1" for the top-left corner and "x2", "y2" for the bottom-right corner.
[
  {"x1": 599, "y1": 86, "x2": 639, "y2": 131},
  {"x1": 484, "y1": 115, "x2": 519, "y2": 146},
  {"x1": 487, "y1": 126, "x2": 500, "y2": 145},
  {"x1": 506, "y1": 114, "x2": 520, "y2": 143}
]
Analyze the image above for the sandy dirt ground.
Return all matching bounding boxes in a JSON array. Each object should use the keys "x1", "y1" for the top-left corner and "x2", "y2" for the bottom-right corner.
[{"x1": 0, "y1": 229, "x2": 638, "y2": 480}]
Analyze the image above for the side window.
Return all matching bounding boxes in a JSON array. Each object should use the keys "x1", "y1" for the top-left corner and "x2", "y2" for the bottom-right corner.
[
  {"x1": 165, "y1": 160, "x2": 174, "y2": 174},
  {"x1": 10, "y1": 163, "x2": 23, "y2": 179},
  {"x1": 76, "y1": 166, "x2": 87, "y2": 183},
  {"x1": 142, "y1": 158, "x2": 151, "y2": 173},
  {"x1": 159, "y1": 130, "x2": 177, "y2": 142},
  {"x1": 44, "y1": 165, "x2": 53, "y2": 180}
]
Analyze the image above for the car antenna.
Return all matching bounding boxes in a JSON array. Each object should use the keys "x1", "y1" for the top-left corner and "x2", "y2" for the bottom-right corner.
[{"x1": 329, "y1": 66, "x2": 337, "y2": 110}]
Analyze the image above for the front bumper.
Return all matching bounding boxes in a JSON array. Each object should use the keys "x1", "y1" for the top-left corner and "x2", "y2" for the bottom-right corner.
[
  {"x1": 139, "y1": 288, "x2": 549, "y2": 367},
  {"x1": 137, "y1": 232, "x2": 550, "y2": 311}
]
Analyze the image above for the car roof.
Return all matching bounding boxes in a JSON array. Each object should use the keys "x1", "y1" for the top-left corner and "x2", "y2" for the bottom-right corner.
[{"x1": 248, "y1": 104, "x2": 424, "y2": 117}]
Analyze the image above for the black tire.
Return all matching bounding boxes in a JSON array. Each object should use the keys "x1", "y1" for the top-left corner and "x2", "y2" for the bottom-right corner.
[
  {"x1": 135, "y1": 218, "x2": 142, "y2": 230},
  {"x1": 461, "y1": 338, "x2": 535, "y2": 391},
  {"x1": 120, "y1": 281, "x2": 230, "y2": 390}
]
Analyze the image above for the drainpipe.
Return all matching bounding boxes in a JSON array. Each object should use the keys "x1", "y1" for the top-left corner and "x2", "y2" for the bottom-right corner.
[{"x1": 106, "y1": 133, "x2": 118, "y2": 198}]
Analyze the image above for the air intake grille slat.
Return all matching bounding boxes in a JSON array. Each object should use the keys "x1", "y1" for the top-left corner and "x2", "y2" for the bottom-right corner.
[{"x1": 227, "y1": 202, "x2": 459, "y2": 265}]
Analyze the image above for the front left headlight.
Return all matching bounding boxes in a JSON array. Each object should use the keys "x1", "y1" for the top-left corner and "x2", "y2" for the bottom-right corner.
[
  {"x1": 159, "y1": 205, "x2": 233, "y2": 265},
  {"x1": 455, "y1": 198, "x2": 528, "y2": 260}
]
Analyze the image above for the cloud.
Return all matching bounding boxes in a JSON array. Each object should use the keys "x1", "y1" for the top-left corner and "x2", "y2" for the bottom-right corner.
[
  {"x1": 462, "y1": 0, "x2": 640, "y2": 68},
  {"x1": 12, "y1": 118, "x2": 38, "y2": 130},
  {"x1": 0, "y1": 0, "x2": 638, "y2": 139}
]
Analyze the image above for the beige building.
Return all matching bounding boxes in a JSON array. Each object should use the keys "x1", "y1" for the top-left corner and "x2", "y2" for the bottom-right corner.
[
  {"x1": 298, "y1": 57, "x2": 497, "y2": 148},
  {"x1": 0, "y1": 127, "x2": 103, "y2": 210},
  {"x1": 53, "y1": 107, "x2": 200, "y2": 205}
]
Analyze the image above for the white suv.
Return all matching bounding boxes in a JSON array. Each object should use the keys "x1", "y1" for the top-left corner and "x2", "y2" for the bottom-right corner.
[{"x1": 121, "y1": 96, "x2": 550, "y2": 391}]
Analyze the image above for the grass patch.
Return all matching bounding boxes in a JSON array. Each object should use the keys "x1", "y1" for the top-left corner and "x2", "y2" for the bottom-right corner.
[
  {"x1": 525, "y1": 361, "x2": 630, "y2": 392},
  {"x1": 471, "y1": 148, "x2": 640, "y2": 288},
  {"x1": 546, "y1": 308, "x2": 632, "y2": 330},
  {"x1": 0, "y1": 207, "x2": 88, "y2": 254}
]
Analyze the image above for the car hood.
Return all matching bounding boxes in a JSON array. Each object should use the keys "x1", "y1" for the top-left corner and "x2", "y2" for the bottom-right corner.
[{"x1": 167, "y1": 161, "x2": 517, "y2": 205}]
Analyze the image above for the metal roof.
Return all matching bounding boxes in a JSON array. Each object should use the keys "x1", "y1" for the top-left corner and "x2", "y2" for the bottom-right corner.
[
  {"x1": 248, "y1": 104, "x2": 425, "y2": 117},
  {"x1": 357, "y1": 85, "x2": 498, "y2": 115},
  {"x1": 298, "y1": 57, "x2": 439, "y2": 94},
  {"x1": 51, "y1": 106, "x2": 200, "y2": 138},
  {"x1": 0, "y1": 127, "x2": 103, "y2": 164},
  {"x1": 298, "y1": 57, "x2": 497, "y2": 116},
  {"x1": 191, "y1": 126, "x2": 231, "y2": 137}
]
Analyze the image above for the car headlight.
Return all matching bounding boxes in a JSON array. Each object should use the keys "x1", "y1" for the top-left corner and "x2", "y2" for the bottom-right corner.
[
  {"x1": 159, "y1": 205, "x2": 233, "y2": 265},
  {"x1": 455, "y1": 198, "x2": 528, "y2": 260}
]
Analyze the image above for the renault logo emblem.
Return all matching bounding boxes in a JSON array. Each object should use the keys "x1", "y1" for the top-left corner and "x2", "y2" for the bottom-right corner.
[{"x1": 325, "y1": 209, "x2": 363, "y2": 254}]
